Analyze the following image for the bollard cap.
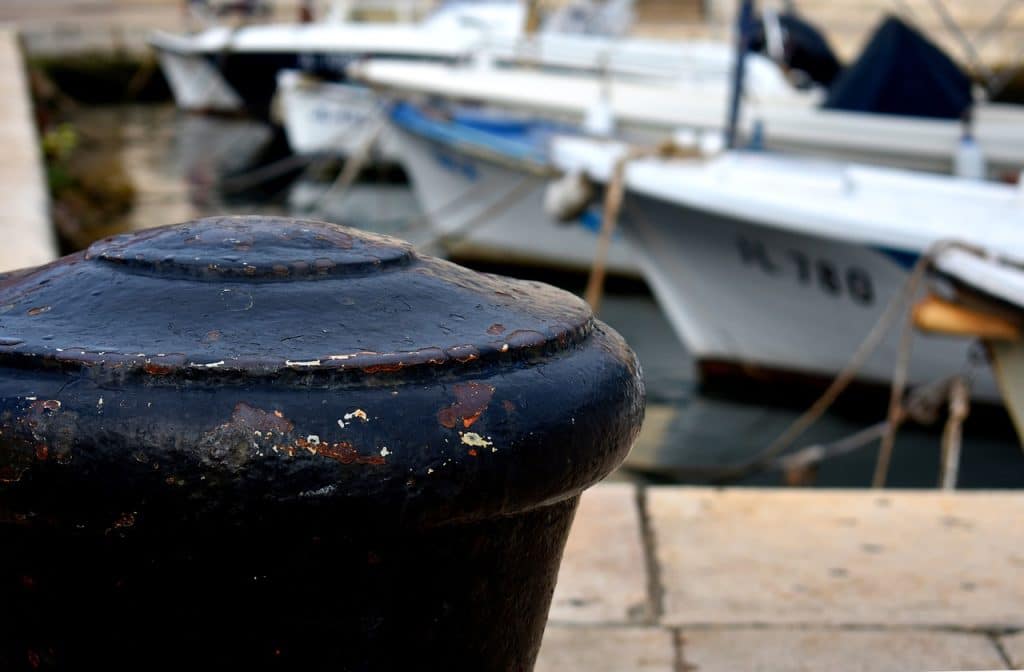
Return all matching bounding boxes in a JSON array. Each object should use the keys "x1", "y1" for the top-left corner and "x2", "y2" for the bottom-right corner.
[
  {"x1": 0, "y1": 217, "x2": 598, "y2": 379},
  {"x1": 0, "y1": 217, "x2": 644, "y2": 524}
]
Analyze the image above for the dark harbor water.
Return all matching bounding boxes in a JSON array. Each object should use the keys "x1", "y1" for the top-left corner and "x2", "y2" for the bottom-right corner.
[{"x1": 64, "y1": 103, "x2": 1024, "y2": 489}]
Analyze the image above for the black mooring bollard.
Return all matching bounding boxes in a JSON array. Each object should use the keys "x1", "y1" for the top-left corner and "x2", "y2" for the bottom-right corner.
[{"x1": 0, "y1": 216, "x2": 644, "y2": 671}]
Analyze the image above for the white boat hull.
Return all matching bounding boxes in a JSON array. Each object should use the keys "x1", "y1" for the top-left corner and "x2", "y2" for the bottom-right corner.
[
  {"x1": 991, "y1": 342, "x2": 1024, "y2": 444},
  {"x1": 277, "y1": 71, "x2": 399, "y2": 160},
  {"x1": 394, "y1": 127, "x2": 639, "y2": 276},
  {"x1": 156, "y1": 49, "x2": 243, "y2": 113},
  {"x1": 623, "y1": 194, "x2": 1000, "y2": 400}
]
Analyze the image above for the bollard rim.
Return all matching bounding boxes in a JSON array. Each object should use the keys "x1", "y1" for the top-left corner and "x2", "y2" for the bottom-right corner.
[{"x1": 0, "y1": 216, "x2": 597, "y2": 384}]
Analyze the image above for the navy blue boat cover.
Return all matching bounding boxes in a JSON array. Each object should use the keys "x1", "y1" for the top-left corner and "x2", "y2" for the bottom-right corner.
[
  {"x1": 750, "y1": 12, "x2": 843, "y2": 87},
  {"x1": 823, "y1": 15, "x2": 972, "y2": 119}
]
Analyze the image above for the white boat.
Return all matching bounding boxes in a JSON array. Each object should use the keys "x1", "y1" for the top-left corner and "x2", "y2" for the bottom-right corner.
[
  {"x1": 150, "y1": 0, "x2": 527, "y2": 116},
  {"x1": 932, "y1": 248, "x2": 1024, "y2": 313},
  {"x1": 280, "y1": 30, "x2": 800, "y2": 157},
  {"x1": 550, "y1": 136, "x2": 1024, "y2": 400},
  {"x1": 355, "y1": 55, "x2": 1024, "y2": 177},
  {"x1": 352, "y1": 14, "x2": 1024, "y2": 178},
  {"x1": 387, "y1": 102, "x2": 638, "y2": 276},
  {"x1": 277, "y1": 70, "x2": 398, "y2": 159},
  {"x1": 351, "y1": 55, "x2": 805, "y2": 133},
  {"x1": 151, "y1": 0, "x2": 653, "y2": 118}
]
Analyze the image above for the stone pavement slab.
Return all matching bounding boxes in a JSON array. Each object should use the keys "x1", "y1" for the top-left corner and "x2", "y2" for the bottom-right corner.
[
  {"x1": 649, "y1": 488, "x2": 1024, "y2": 627},
  {"x1": 680, "y1": 627, "x2": 1009, "y2": 672},
  {"x1": 550, "y1": 483, "x2": 650, "y2": 624},
  {"x1": 0, "y1": 27, "x2": 56, "y2": 272},
  {"x1": 1002, "y1": 631, "x2": 1024, "y2": 668},
  {"x1": 535, "y1": 626, "x2": 675, "y2": 672}
]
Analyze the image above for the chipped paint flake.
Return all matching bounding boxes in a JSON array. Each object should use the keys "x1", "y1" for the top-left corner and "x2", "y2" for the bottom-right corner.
[
  {"x1": 286, "y1": 359, "x2": 321, "y2": 367},
  {"x1": 380, "y1": 446, "x2": 391, "y2": 457},
  {"x1": 191, "y1": 360, "x2": 225, "y2": 369},
  {"x1": 344, "y1": 409, "x2": 369, "y2": 422},
  {"x1": 299, "y1": 484, "x2": 337, "y2": 498},
  {"x1": 460, "y1": 432, "x2": 493, "y2": 449}
]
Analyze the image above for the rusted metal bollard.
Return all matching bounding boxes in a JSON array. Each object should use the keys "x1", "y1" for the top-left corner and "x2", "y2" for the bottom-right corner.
[{"x1": 0, "y1": 217, "x2": 644, "y2": 671}]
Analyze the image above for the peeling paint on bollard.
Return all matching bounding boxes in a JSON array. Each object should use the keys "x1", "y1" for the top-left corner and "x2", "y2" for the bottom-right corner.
[{"x1": 0, "y1": 216, "x2": 644, "y2": 671}]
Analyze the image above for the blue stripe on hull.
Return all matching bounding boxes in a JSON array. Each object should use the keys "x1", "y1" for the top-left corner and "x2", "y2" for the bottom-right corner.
[
  {"x1": 389, "y1": 102, "x2": 568, "y2": 167},
  {"x1": 872, "y1": 246, "x2": 920, "y2": 270}
]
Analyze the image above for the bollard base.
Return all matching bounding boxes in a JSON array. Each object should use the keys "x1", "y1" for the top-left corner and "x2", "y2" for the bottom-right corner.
[{"x1": 0, "y1": 496, "x2": 579, "y2": 671}]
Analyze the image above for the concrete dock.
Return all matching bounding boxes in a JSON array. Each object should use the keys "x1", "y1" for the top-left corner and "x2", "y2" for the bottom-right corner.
[
  {"x1": 539, "y1": 484, "x2": 1024, "y2": 671},
  {"x1": 0, "y1": 26, "x2": 57, "y2": 273}
]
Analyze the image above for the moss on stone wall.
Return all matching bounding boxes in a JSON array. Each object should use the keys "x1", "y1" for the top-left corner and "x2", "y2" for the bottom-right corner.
[
  {"x1": 28, "y1": 52, "x2": 170, "y2": 105},
  {"x1": 29, "y1": 65, "x2": 137, "y2": 253}
]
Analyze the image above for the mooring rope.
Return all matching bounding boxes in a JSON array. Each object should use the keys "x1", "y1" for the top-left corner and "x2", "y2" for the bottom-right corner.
[
  {"x1": 583, "y1": 139, "x2": 701, "y2": 312},
  {"x1": 938, "y1": 376, "x2": 971, "y2": 489},
  {"x1": 869, "y1": 240, "x2": 989, "y2": 486},
  {"x1": 413, "y1": 175, "x2": 536, "y2": 255},
  {"x1": 298, "y1": 115, "x2": 538, "y2": 253},
  {"x1": 218, "y1": 152, "x2": 316, "y2": 192},
  {"x1": 306, "y1": 117, "x2": 387, "y2": 214}
]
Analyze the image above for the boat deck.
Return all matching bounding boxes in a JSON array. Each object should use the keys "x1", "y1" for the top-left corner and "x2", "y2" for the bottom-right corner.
[{"x1": 540, "y1": 483, "x2": 1024, "y2": 671}]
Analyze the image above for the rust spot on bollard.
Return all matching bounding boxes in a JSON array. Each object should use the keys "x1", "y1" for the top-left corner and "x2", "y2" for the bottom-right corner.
[
  {"x1": 438, "y1": 382, "x2": 496, "y2": 429},
  {"x1": 230, "y1": 402, "x2": 294, "y2": 434},
  {"x1": 143, "y1": 362, "x2": 174, "y2": 376},
  {"x1": 296, "y1": 438, "x2": 385, "y2": 465}
]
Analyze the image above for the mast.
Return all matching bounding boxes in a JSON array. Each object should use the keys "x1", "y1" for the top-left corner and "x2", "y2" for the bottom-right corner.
[
  {"x1": 525, "y1": 0, "x2": 543, "y2": 34},
  {"x1": 725, "y1": 0, "x2": 756, "y2": 149}
]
